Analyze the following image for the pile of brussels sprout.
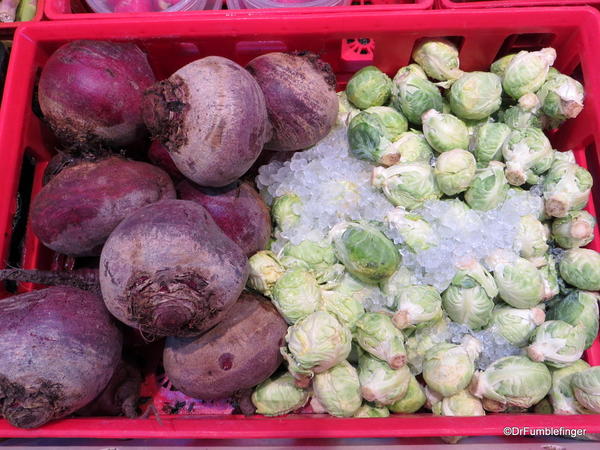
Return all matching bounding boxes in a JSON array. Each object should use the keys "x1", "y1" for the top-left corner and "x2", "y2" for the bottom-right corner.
[{"x1": 247, "y1": 38, "x2": 600, "y2": 425}]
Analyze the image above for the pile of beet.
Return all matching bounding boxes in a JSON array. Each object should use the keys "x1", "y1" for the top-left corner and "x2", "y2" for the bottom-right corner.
[{"x1": 0, "y1": 40, "x2": 339, "y2": 428}]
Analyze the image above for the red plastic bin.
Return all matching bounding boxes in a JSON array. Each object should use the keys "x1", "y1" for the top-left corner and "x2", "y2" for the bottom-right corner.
[
  {"x1": 436, "y1": 0, "x2": 600, "y2": 10},
  {"x1": 1, "y1": 7, "x2": 600, "y2": 439},
  {"x1": 45, "y1": 0, "x2": 433, "y2": 21}
]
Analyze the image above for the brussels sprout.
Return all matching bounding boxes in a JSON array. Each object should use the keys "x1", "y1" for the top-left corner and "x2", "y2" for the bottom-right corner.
[
  {"x1": 387, "y1": 131, "x2": 434, "y2": 164},
  {"x1": 372, "y1": 162, "x2": 441, "y2": 210},
  {"x1": 358, "y1": 352, "x2": 412, "y2": 406},
  {"x1": 502, "y1": 128, "x2": 554, "y2": 186},
  {"x1": 384, "y1": 208, "x2": 438, "y2": 252},
  {"x1": 248, "y1": 250, "x2": 285, "y2": 297},
  {"x1": 337, "y1": 91, "x2": 360, "y2": 126},
  {"x1": 470, "y1": 355, "x2": 552, "y2": 409},
  {"x1": 355, "y1": 312, "x2": 407, "y2": 369},
  {"x1": 527, "y1": 320, "x2": 587, "y2": 368},
  {"x1": 572, "y1": 366, "x2": 600, "y2": 413},
  {"x1": 272, "y1": 193, "x2": 301, "y2": 232},
  {"x1": 280, "y1": 240, "x2": 336, "y2": 271},
  {"x1": 514, "y1": 215, "x2": 549, "y2": 263},
  {"x1": 534, "y1": 397, "x2": 553, "y2": 414},
  {"x1": 346, "y1": 66, "x2": 393, "y2": 110},
  {"x1": 422, "y1": 110, "x2": 470, "y2": 153},
  {"x1": 412, "y1": 38, "x2": 463, "y2": 82},
  {"x1": 422, "y1": 337, "x2": 481, "y2": 397},
  {"x1": 559, "y1": 248, "x2": 600, "y2": 291},
  {"x1": 537, "y1": 74, "x2": 584, "y2": 121},
  {"x1": 368, "y1": 106, "x2": 409, "y2": 139},
  {"x1": 549, "y1": 359, "x2": 591, "y2": 415},
  {"x1": 434, "y1": 149, "x2": 477, "y2": 196},
  {"x1": 548, "y1": 290, "x2": 599, "y2": 349},
  {"x1": 490, "y1": 54, "x2": 516, "y2": 77},
  {"x1": 312, "y1": 360, "x2": 362, "y2": 417},
  {"x1": 271, "y1": 268, "x2": 321, "y2": 324},
  {"x1": 320, "y1": 290, "x2": 365, "y2": 331},
  {"x1": 465, "y1": 162, "x2": 510, "y2": 211},
  {"x1": 354, "y1": 404, "x2": 390, "y2": 418},
  {"x1": 334, "y1": 272, "x2": 388, "y2": 308},
  {"x1": 449, "y1": 72, "x2": 502, "y2": 120},
  {"x1": 502, "y1": 48, "x2": 557, "y2": 100},
  {"x1": 539, "y1": 254, "x2": 560, "y2": 301},
  {"x1": 393, "y1": 285, "x2": 443, "y2": 330},
  {"x1": 491, "y1": 255, "x2": 545, "y2": 308},
  {"x1": 432, "y1": 390, "x2": 485, "y2": 418},
  {"x1": 542, "y1": 160, "x2": 593, "y2": 218},
  {"x1": 281, "y1": 311, "x2": 352, "y2": 383},
  {"x1": 388, "y1": 374, "x2": 426, "y2": 413},
  {"x1": 470, "y1": 122, "x2": 511, "y2": 167},
  {"x1": 390, "y1": 65, "x2": 444, "y2": 126},
  {"x1": 405, "y1": 317, "x2": 451, "y2": 375},
  {"x1": 380, "y1": 266, "x2": 417, "y2": 298},
  {"x1": 502, "y1": 104, "x2": 545, "y2": 130},
  {"x1": 329, "y1": 221, "x2": 400, "y2": 284},
  {"x1": 551, "y1": 211, "x2": 596, "y2": 249},
  {"x1": 252, "y1": 373, "x2": 310, "y2": 416},
  {"x1": 488, "y1": 304, "x2": 545, "y2": 347}
]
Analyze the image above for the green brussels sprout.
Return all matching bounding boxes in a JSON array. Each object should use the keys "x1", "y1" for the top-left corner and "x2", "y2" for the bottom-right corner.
[
  {"x1": 490, "y1": 254, "x2": 545, "y2": 308},
  {"x1": 281, "y1": 311, "x2": 352, "y2": 383},
  {"x1": 312, "y1": 360, "x2": 362, "y2": 417},
  {"x1": 470, "y1": 355, "x2": 552, "y2": 409},
  {"x1": 548, "y1": 290, "x2": 599, "y2": 349},
  {"x1": 372, "y1": 162, "x2": 441, "y2": 210},
  {"x1": 329, "y1": 221, "x2": 400, "y2": 284},
  {"x1": 247, "y1": 250, "x2": 285, "y2": 297},
  {"x1": 388, "y1": 374, "x2": 426, "y2": 413},
  {"x1": 502, "y1": 48, "x2": 557, "y2": 100},
  {"x1": 549, "y1": 359, "x2": 591, "y2": 415},
  {"x1": 488, "y1": 303, "x2": 546, "y2": 347},
  {"x1": 449, "y1": 72, "x2": 502, "y2": 120},
  {"x1": 272, "y1": 268, "x2": 321, "y2": 324},
  {"x1": 355, "y1": 312, "x2": 407, "y2": 369},
  {"x1": 432, "y1": 390, "x2": 485, "y2": 417},
  {"x1": 368, "y1": 106, "x2": 409, "y2": 139},
  {"x1": 502, "y1": 100, "x2": 546, "y2": 130},
  {"x1": 546, "y1": 67, "x2": 561, "y2": 81},
  {"x1": 334, "y1": 272, "x2": 387, "y2": 308},
  {"x1": 515, "y1": 215, "x2": 549, "y2": 263},
  {"x1": 490, "y1": 54, "x2": 516, "y2": 77},
  {"x1": 534, "y1": 397, "x2": 553, "y2": 414},
  {"x1": 390, "y1": 65, "x2": 444, "y2": 126},
  {"x1": 380, "y1": 266, "x2": 417, "y2": 298},
  {"x1": 422, "y1": 110, "x2": 470, "y2": 153},
  {"x1": 422, "y1": 337, "x2": 481, "y2": 397},
  {"x1": 537, "y1": 74, "x2": 584, "y2": 121},
  {"x1": 346, "y1": 66, "x2": 393, "y2": 110},
  {"x1": 464, "y1": 162, "x2": 510, "y2": 211},
  {"x1": 571, "y1": 366, "x2": 600, "y2": 413},
  {"x1": 358, "y1": 351, "x2": 412, "y2": 406},
  {"x1": 551, "y1": 211, "x2": 596, "y2": 249},
  {"x1": 280, "y1": 240, "x2": 336, "y2": 271},
  {"x1": 412, "y1": 38, "x2": 463, "y2": 82},
  {"x1": 392, "y1": 285, "x2": 443, "y2": 330},
  {"x1": 252, "y1": 373, "x2": 310, "y2": 416},
  {"x1": 542, "y1": 160, "x2": 593, "y2": 218},
  {"x1": 272, "y1": 193, "x2": 301, "y2": 232},
  {"x1": 539, "y1": 254, "x2": 559, "y2": 302},
  {"x1": 387, "y1": 131, "x2": 434, "y2": 164},
  {"x1": 337, "y1": 91, "x2": 360, "y2": 126},
  {"x1": 320, "y1": 290, "x2": 365, "y2": 331},
  {"x1": 559, "y1": 248, "x2": 600, "y2": 291},
  {"x1": 434, "y1": 149, "x2": 477, "y2": 195},
  {"x1": 354, "y1": 404, "x2": 390, "y2": 418},
  {"x1": 527, "y1": 320, "x2": 587, "y2": 368},
  {"x1": 405, "y1": 317, "x2": 450, "y2": 375},
  {"x1": 470, "y1": 122, "x2": 511, "y2": 167},
  {"x1": 502, "y1": 128, "x2": 554, "y2": 186},
  {"x1": 384, "y1": 208, "x2": 438, "y2": 252}
]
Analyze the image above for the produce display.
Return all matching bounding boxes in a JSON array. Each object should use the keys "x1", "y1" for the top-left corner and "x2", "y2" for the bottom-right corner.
[{"x1": 0, "y1": 36, "x2": 598, "y2": 434}]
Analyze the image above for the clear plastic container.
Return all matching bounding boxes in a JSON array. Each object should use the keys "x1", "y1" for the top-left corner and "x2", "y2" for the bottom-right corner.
[
  {"x1": 227, "y1": 0, "x2": 349, "y2": 9},
  {"x1": 85, "y1": 0, "x2": 222, "y2": 13}
]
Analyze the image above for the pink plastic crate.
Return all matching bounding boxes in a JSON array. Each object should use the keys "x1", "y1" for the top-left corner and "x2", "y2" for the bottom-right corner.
[
  {"x1": 0, "y1": 6, "x2": 600, "y2": 439},
  {"x1": 436, "y1": 0, "x2": 600, "y2": 10}
]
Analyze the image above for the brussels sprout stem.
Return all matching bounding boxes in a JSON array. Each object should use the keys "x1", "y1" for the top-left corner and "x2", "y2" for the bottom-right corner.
[{"x1": 481, "y1": 397, "x2": 507, "y2": 413}]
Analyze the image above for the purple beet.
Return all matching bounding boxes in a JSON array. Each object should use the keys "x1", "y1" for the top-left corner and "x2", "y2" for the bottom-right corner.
[
  {"x1": 0, "y1": 287, "x2": 122, "y2": 429},
  {"x1": 31, "y1": 156, "x2": 176, "y2": 257},
  {"x1": 147, "y1": 140, "x2": 183, "y2": 182},
  {"x1": 177, "y1": 180, "x2": 271, "y2": 257},
  {"x1": 38, "y1": 40, "x2": 156, "y2": 151},
  {"x1": 99, "y1": 199, "x2": 249, "y2": 338}
]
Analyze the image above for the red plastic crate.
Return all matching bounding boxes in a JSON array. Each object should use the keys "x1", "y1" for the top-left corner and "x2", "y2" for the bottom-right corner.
[
  {"x1": 1, "y1": 7, "x2": 600, "y2": 439},
  {"x1": 45, "y1": 0, "x2": 432, "y2": 21},
  {"x1": 436, "y1": 0, "x2": 600, "y2": 10}
]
